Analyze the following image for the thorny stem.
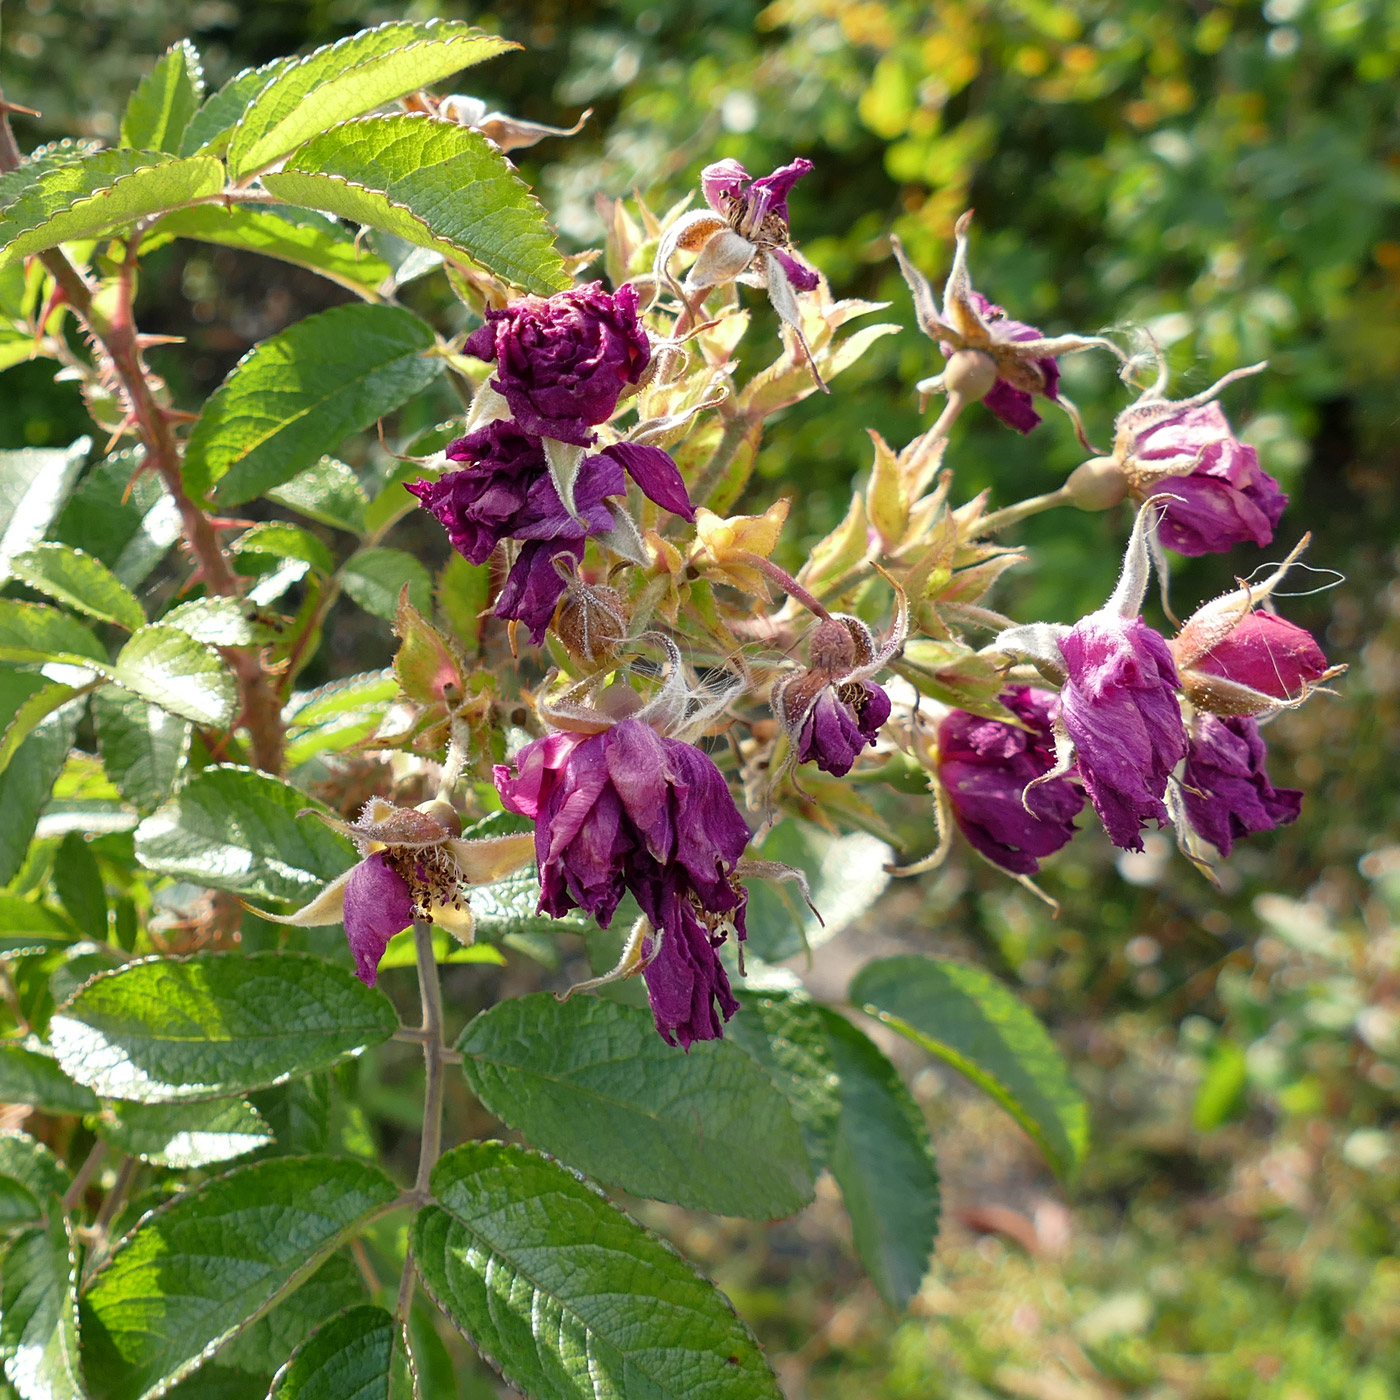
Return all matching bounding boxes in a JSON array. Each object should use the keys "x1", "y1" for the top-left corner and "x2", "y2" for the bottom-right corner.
[
  {"x1": 0, "y1": 89, "x2": 285, "y2": 772},
  {"x1": 399, "y1": 919, "x2": 448, "y2": 1319},
  {"x1": 729, "y1": 550, "x2": 832, "y2": 621},
  {"x1": 974, "y1": 484, "x2": 1074, "y2": 537}
]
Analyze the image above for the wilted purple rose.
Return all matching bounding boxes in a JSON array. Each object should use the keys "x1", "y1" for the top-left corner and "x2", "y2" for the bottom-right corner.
[
  {"x1": 1057, "y1": 615, "x2": 1188, "y2": 852},
  {"x1": 953, "y1": 291, "x2": 1062, "y2": 435},
  {"x1": 1189, "y1": 612, "x2": 1329, "y2": 702},
  {"x1": 342, "y1": 852, "x2": 415, "y2": 987},
  {"x1": 796, "y1": 682, "x2": 891, "y2": 777},
  {"x1": 1126, "y1": 402, "x2": 1286, "y2": 556},
  {"x1": 695, "y1": 156, "x2": 821, "y2": 291},
  {"x1": 1182, "y1": 714, "x2": 1301, "y2": 856},
  {"x1": 464, "y1": 282, "x2": 650, "y2": 446},
  {"x1": 938, "y1": 686, "x2": 1084, "y2": 875},
  {"x1": 495, "y1": 718, "x2": 752, "y2": 1048}
]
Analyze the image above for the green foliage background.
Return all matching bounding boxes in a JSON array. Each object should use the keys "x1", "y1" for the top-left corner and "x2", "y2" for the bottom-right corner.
[{"x1": 3, "y1": 0, "x2": 1399, "y2": 1395}]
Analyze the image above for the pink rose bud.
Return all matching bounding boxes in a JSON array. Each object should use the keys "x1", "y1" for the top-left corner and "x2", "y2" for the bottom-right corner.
[{"x1": 1190, "y1": 612, "x2": 1329, "y2": 702}]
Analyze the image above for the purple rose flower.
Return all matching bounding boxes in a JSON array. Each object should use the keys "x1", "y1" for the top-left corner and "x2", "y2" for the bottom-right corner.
[
  {"x1": 464, "y1": 282, "x2": 650, "y2": 446},
  {"x1": 1181, "y1": 714, "x2": 1302, "y2": 856},
  {"x1": 958, "y1": 290, "x2": 1062, "y2": 434},
  {"x1": 244, "y1": 799, "x2": 534, "y2": 988},
  {"x1": 797, "y1": 682, "x2": 891, "y2": 777},
  {"x1": 938, "y1": 687, "x2": 1084, "y2": 875},
  {"x1": 1123, "y1": 402, "x2": 1286, "y2": 556},
  {"x1": 1057, "y1": 614, "x2": 1187, "y2": 852},
  {"x1": 495, "y1": 718, "x2": 753, "y2": 1048}
]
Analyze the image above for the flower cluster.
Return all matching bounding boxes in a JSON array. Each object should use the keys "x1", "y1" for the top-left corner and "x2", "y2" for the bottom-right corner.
[{"x1": 409, "y1": 283, "x2": 694, "y2": 641}]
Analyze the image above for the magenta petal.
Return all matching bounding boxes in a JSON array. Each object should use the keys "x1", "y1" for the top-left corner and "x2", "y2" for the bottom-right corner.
[
  {"x1": 701, "y1": 158, "x2": 749, "y2": 213},
  {"x1": 343, "y1": 853, "x2": 414, "y2": 987},
  {"x1": 1182, "y1": 715, "x2": 1301, "y2": 856},
  {"x1": 771, "y1": 248, "x2": 819, "y2": 293},
  {"x1": 1192, "y1": 613, "x2": 1329, "y2": 700},
  {"x1": 983, "y1": 378, "x2": 1042, "y2": 434},
  {"x1": 602, "y1": 442, "x2": 695, "y2": 521}
]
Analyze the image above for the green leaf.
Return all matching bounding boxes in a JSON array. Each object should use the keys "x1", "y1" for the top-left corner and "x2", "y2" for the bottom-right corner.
[
  {"x1": 0, "y1": 690, "x2": 85, "y2": 885},
  {"x1": 9, "y1": 543, "x2": 145, "y2": 630},
  {"x1": 121, "y1": 40, "x2": 204, "y2": 153},
  {"x1": 850, "y1": 955, "x2": 1089, "y2": 1179},
  {"x1": 726, "y1": 987, "x2": 841, "y2": 1170},
  {"x1": 232, "y1": 522, "x2": 335, "y2": 577},
  {"x1": 268, "y1": 1306, "x2": 412, "y2": 1400},
  {"x1": 92, "y1": 687, "x2": 190, "y2": 814},
  {"x1": 340, "y1": 548, "x2": 431, "y2": 622},
  {"x1": 0, "y1": 601, "x2": 105, "y2": 664},
  {"x1": 436, "y1": 554, "x2": 489, "y2": 656},
  {"x1": 376, "y1": 925, "x2": 505, "y2": 971},
  {"x1": 182, "y1": 303, "x2": 442, "y2": 506},
  {"x1": 743, "y1": 820, "x2": 892, "y2": 964},
  {"x1": 363, "y1": 459, "x2": 436, "y2": 539},
  {"x1": 415, "y1": 1142, "x2": 782, "y2": 1400},
  {"x1": 226, "y1": 21, "x2": 515, "y2": 179},
  {"x1": 283, "y1": 670, "x2": 395, "y2": 767},
  {"x1": 1, "y1": 1215, "x2": 83, "y2": 1400},
  {"x1": 48, "y1": 451, "x2": 180, "y2": 590},
  {"x1": 150, "y1": 205, "x2": 391, "y2": 298},
  {"x1": 0, "y1": 440, "x2": 91, "y2": 580},
  {"x1": 0, "y1": 683, "x2": 84, "y2": 784},
  {"x1": 0, "y1": 150, "x2": 225, "y2": 266},
  {"x1": 52, "y1": 830, "x2": 107, "y2": 941},
  {"x1": 157, "y1": 597, "x2": 273, "y2": 648},
  {"x1": 81, "y1": 1157, "x2": 398, "y2": 1400},
  {"x1": 218, "y1": 1254, "x2": 364, "y2": 1375},
  {"x1": 262, "y1": 115, "x2": 570, "y2": 294},
  {"x1": 179, "y1": 57, "x2": 291, "y2": 157},
  {"x1": 458, "y1": 993, "x2": 813, "y2": 1218},
  {"x1": 0, "y1": 1176, "x2": 42, "y2": 1233},
  {"x1": 0, "y1": 1046, "x2": 98, "y2": 1115},
  {"x1": 0, "y1": 1133, "x2": 70, "y2": 1204},
  {"x1": 110, "y1": 625, "x2": 236, "y2": 727},
  {"x1": 817, "y1": 1008, "x2": 939, "y2": 1311},
  {"x1": 95, "y1": 1097, "x2": 273, "y2": 1168},
  {"x1": 134, "y1": 764, "x2": 355, "y2": 903},
  {"x1": 49, "y1": 951, "x2": 396, "y2": 1103},
  {"x1": 267, "y1": 457, "x2": 369, "y2": 533},
  {"x1": 468, "y1": 866, "x2": 590, "y2": 943}
]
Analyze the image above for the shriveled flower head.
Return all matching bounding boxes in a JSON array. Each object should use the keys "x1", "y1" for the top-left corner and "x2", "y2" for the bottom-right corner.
[
  {"x1": 463, "y1": 282, "x2": 650, "y2": 446},
  {"x1": 655, "y1": 157, "x2": 826, "y2": 390},
  {"x1": 495, "y1": 716, "x2": 752, "y2": 1048},
  {"x1": 938, "y1": 687, "x2": 1084, "y2": 876},
  {"x1": 409, "y1": 425, "x2": 693, "y2": 644},
  {"x1": 246, "y1": 798, "x2": 534, "y2": 987},
  {"x1": 1172, "y1": 537, "x2": 1341, "y2": 716},
  {"x1": 1180, "y1": 714, "x2": 1301, "y2": 857},
  {"x1": 995, "y1": 499, "x2": 1188, "y2": 852},
  {"x1": 771, "y1": 603, "x2": 903, "y2": 779},
  {"x1": 1076, "y1": 359, "x2": 1286, "y2": 556},
  {"x1": 892, "y1": 212, "x2": 1119, "y2": 444}
]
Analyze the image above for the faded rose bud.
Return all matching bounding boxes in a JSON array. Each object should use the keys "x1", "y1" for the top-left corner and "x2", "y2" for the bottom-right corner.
[
  {"x1": 495, "y1": 719, "x2": 752, "y2": 1048},
  {"x1": 938, "y1": 687, "x2": 1084, "y2": 876},
  {"x1": 1181, "y1": 714, "x2": 1302, "y2": 856},
  {"x1": 464, "y1": 282, "x2": 650, "y2": 446},
  {"x1": 1184, "y1": 611, "x2": 1330, "y2": 711}
]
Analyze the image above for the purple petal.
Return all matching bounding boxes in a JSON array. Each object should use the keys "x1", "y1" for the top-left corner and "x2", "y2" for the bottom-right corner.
[
  {"x1": 343, "y1": 853, "x2": 415, "y2": 987},
  {"x1": 771, "y1": 247, "x2": 819, "y2": 293},
  {"x1": 700, "y1": 158, "x2": 749, "y2": 213},
  {"x1": 746, "y1": 157, "x2": 814, "y2": 225},
  {"x1": 601, "y1": 442, "x2": 695, "y2": 521},
  {"x1": 983, "y1": 378, "x2": 1043, "y2": 434},
  {"x1": 1182, "y1": 715, "x2": 1302, "y2": 856}
]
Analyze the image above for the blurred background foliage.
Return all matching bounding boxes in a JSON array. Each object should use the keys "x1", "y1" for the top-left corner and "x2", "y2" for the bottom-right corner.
[{"x1": 3, "y1": 0, "x2": 1400, "y2": 1395}]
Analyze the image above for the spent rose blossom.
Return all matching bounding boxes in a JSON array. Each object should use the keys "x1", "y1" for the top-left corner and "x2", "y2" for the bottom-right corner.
[
  {"x1": 464, "y1": 282, "x2": 650, "y2": 446},
  {"x1": 246, "y1": 799, "x2": 534, "y2": 987},
  {"x1": 655, "y1": 156, "x2": 826, "y2": 389},
  {"x1": 996, "y1": 498, "x2": 1189, "y2": 853},
  {"x1": 892, "y1": 211, "x2": 1119, "y2": 444},
  {"x1": 495, "y1": 717, "x2": 752, "y2": 1048},
  {"x1": 938, "y1": 687, "x2": 1084, "y2": 876},
  {"x1": 1180, "y1": 714, "x2": 1302, "y2": 857},
  {"x1": 771, "y1": 609, "x2": 904, "y2": 778}
]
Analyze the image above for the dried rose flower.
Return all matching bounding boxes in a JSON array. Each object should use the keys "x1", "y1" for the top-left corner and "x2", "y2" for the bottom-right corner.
[
  {"x1": 246, "y1": 799, "x2": 534, "y2": 987},
  {"x1": 495, "y1": 717, "x2": 751, "y2": 1048},
  {"x1": 1180, "y1": 714, "x2": 1302, "y2": 857},
  {"x1": 892, "y1": 212, "x2": 1118, "y2": 443},
  {"x1": 464, "y1": 282, "x2": 650, "y2": 446},
  {"x1": 938, "y1": 687, "x2": 1084, "y2": 876}
]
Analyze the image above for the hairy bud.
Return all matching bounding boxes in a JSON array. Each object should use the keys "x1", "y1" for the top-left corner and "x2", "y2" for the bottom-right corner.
[
  {"x1": 1065, "y1": 455, "x2": 1129, "y2": 511},
  {"x1": 943, "y1": 348, "x2": 999, "y2": 404},
  {"x1": 555, "y1": 578, "x2": 630, "y2": 666}
]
